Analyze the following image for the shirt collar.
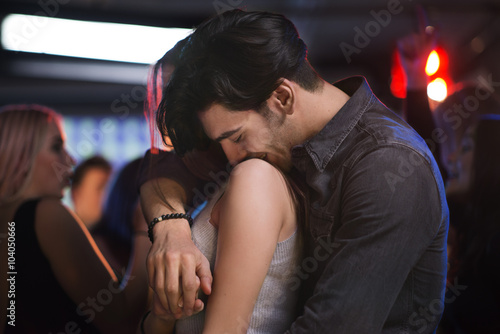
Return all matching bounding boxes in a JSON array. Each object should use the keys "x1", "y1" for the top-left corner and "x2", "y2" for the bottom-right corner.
[{"x1": 291, "y1": 76, "x2": 375, "y2": 172}]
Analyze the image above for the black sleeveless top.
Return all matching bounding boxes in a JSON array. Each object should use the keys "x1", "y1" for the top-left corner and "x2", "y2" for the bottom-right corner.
[{"x1": 4, "y1": 199, "x2": 100, "y2": 333}]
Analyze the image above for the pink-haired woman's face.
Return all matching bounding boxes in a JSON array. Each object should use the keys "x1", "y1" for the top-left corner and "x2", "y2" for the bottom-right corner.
[{"x1": 27, "y1": 121, "x2": 75, "y2": 199}]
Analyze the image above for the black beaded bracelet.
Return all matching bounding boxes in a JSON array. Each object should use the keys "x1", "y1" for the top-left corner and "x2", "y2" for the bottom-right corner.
[{"x1": 147, "y1": 213, "x2": 194, "y2": 243}]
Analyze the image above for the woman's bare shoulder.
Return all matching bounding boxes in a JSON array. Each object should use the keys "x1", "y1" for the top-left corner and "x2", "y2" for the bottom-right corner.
[
  {"x1": 229, "y1": 158, "x2": 285, "y2": 188},
  {"x1": 222, "y1": 159, "x2": 295, "y2": 228}
]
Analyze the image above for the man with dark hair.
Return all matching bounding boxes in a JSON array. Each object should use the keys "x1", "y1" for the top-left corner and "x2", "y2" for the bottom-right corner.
[
  {"x1": 142, "y1": 9, "x2": 448, "y2": 333},
  {"x1": 157, "y1": 10, "x2": 322, "y2": 161}
]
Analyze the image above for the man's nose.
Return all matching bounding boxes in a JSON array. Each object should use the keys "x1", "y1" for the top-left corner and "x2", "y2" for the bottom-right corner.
[{"x1": 221, "y1": 141, "x2": 247, "y2": 166}]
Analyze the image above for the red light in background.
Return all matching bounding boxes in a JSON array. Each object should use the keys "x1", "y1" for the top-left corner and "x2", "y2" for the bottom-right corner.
[
  {"x1": 390, "y1": 49, "x2": 407, "y2": 99},
  {"x1": 425, "y1": 47, "x2": 450, "y2": 102},
  {"x1": 426, "y1": 47, "x2": 448, "y2": 76},
  {"x1": 425, "y1": 50, "x2": 440, "y2": 76},
  {"x1": 390, "y1": 46, "x2": 451, "y2": 102},
  {"x1": 427, "y1": 78, "x2": 448, "y2": 102}
]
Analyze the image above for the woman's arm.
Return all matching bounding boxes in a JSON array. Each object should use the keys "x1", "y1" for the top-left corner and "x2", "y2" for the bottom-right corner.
[
  {"x1": 203, "y1": 159, "x2": 297, "y2": 333},
  {"x1": 35, "y1": 198, "x2": 149, "y2": 333}
]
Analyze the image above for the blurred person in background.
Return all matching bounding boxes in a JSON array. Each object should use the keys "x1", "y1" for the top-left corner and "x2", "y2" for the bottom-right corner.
[
  {"x1": 92, "y1": 157, "x2": 147, "y2": 275},
  {"x1": 396, "y1": 17, "x2": 447, "y2": 179},
  {"x1": 434, "y1": 87, "x2": 500, "y2": 334},
  {"x1": 71, "y1": 156, "x2": 112, "y2": 231},
  {"x1": 398, "y1": 22, "x2": 500, "y2": 333},
  {"x1": 0, "y1": 104, "x2": 149, "y2": 333}
]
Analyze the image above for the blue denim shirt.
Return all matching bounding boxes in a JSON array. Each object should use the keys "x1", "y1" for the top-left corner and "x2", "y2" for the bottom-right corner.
[{"x1": 286, "y1": 76, "x2": 449, "y2": 334}]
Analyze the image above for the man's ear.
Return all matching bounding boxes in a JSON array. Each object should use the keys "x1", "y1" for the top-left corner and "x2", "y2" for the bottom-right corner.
[{"x1": 270, "y1": 79, "x2": 295, "y2": 115}]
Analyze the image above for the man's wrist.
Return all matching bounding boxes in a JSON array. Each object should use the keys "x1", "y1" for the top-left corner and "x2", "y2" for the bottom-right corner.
[
  {"x1": 151, "y1": 217, "x2": 192, "y2": 242},
  {"x1": 148, "y1": 213, "x2": 193, "y2": 243}
]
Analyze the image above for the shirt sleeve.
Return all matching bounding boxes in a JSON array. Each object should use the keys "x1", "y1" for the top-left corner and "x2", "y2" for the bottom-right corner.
[
  {"x1": 137, "y1": 144, "x2": 229, "y2": 209},
  {"x1": 287, "y1": 145, "x2": 448, "y2": 333}
]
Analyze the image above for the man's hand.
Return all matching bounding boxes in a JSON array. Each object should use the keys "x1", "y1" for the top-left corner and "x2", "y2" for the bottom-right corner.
[
  {"x1": 138, "y1": 150, "x2": 224, "y2": 320},
  {"x1": 147, "y1": 220, "x2": 212, "y2": 318}
]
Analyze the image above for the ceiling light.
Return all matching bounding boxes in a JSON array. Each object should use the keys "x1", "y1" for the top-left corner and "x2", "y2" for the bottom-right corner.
[{"x1": 1, "y1": 14, "x2": 192, "y2": 64}]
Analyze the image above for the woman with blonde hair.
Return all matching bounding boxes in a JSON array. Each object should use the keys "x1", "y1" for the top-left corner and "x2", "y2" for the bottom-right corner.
[{"x1": 0, "y1": 104, "x2": 149, "y2": 333}]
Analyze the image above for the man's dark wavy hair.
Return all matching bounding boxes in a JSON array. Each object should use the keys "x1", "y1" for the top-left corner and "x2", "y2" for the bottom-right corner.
[{"x1": 156, "y1": 9, "x2": 321, "y2": 156}]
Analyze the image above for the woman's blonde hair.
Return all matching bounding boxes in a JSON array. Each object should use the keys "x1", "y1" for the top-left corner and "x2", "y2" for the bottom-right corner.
[{"x1": 0, "y1": 104, "x2": 61, "y2": 204}]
